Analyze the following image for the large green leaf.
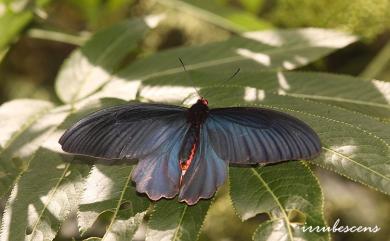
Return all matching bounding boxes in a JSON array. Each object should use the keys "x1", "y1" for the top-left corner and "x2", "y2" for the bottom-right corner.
[
  {"x1": 115, "y1": 28, "x2": 356, "y2": 81},
  {"x1": 230, "y1": 162, "x2": 328, "y2": 241},
  {"x1": 54, "y1": 17, "x2": 157, "y2": 104},
  {"x1": 0, "y1": 100, "x2": 70, "y2": 197},
  {"x1": 146, "y1": 199, "x2": 211, "y2": 241},
  {"x1": 78, "y1": 165, "x2": 150, "y2": 240},
  {"x1": 0, "y1": 148, "x2": 89, "y2": 241},
  {"x1": 136, "y1": 70, "x2": 390, "y2": 120}
]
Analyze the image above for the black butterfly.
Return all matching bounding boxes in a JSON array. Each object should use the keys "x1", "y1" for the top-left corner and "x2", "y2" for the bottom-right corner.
[{"x1": 59, "y1": 96, "x2": 321, "y2": 205}]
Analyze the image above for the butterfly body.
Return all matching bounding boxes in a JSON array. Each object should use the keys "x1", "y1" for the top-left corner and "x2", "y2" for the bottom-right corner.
[
  {"x1": 179, "y1": 98, "x2": 209, "y2": 185},
  {"x1": 59, "y1": 98, "x2": 321, "y2": 205}
]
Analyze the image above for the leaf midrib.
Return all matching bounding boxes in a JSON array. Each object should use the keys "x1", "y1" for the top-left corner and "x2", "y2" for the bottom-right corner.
[
  {"x1": 29, "y1": 163, "x2": 71, "y2": 240},
  {"x1": 322, "y1": 147, "x2": 390, "y2": 182},
  {"x1": 250, "y1": 168, "x2": 294, "y2": 241},
  {"x1": 1, "y1": 105, "x2": 52, "y2": 152},
  {"x1": 171, "y1": 205, "x2": 187, "y2": 241},
  {"x1": 101, "y1": 168, "x2": 133, "y2": 241},
  {"x1": 122, "y1": 39, "x2": 342, "y2": 81}
]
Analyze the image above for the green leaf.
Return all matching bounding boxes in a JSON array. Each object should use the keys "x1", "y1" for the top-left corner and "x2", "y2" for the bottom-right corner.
[
  {"x1": 146, "y1": 199, "x2": 211, "y2": 241},
  {"x1": 201, "y1": 87, "x2": 390, "y2": 195},
  {"x1": 117, "y1": 28, "x2": 356, "y2": 81},
  {"x1": 138, "y1": 70, "x2": 390, "y2": 120},
  {"x1": 101, "y1": 211, "x2": 146, "y2": 241},
  {"x1": 78, "y1": 165, "x2": 150, "y2": 239},
  {"x1": 230, "y1": 162, "x2": 328, "y2": 241},
  {"x1": 0, "y1": 100, "x2": 70, "y2": 197},
  {"x1": 0, "y1": 0, "x2": 52, "y2": 52},
  {"x1": 0, "y1": 148, "x2": 89, "y2": 241},
  {"x1": 0, "y1": 8, "x2": 31, "y2": 51},
  {"x1": 360, "y1": 40, "x2": 390, "y2": 80},
  {"x1": 55, "y1": 17, "x2": 155, "y2": 104},
  {"x1": 0, "y1": 99, "x2": 53, "y2": 149},
  {"x1": 159, "y1": 0, "x2": 271, "y2": 32}
]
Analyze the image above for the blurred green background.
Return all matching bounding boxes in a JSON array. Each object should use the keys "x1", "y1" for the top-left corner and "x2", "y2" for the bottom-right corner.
[{"x1": 0, "y1": 0, "x2": 389, "y2": 240}]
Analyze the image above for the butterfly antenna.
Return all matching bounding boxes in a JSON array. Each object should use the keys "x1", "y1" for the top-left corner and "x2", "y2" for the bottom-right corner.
[
  {"x1": 179, "y1": 57, "x2": 201, "y2": 98},
  {"x1": 224, "y1": 68, "x2": 240, "y2": 82}
]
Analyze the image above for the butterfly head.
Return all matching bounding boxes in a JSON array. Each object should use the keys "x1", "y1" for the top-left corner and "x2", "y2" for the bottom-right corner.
[{"x1": 199, "y1": 97, "x2": 208, "y2": 106}]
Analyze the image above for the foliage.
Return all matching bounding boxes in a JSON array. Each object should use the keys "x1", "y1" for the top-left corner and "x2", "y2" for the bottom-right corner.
[
  {"x1": 260, "y1": 0, "x2": 390, "y2": 40},
  {"x1": 0, "y1": 1, "x2": 389, "y2": 241},
  {"x1": 0, "y1": 0, "x2": 52, "y2": 53}
]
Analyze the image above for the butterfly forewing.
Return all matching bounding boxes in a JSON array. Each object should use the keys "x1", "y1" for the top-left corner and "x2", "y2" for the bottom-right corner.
[
  {"x1": 59, "y1": 103, "x2": 187, "y2": 159},
  {"x1": 206, "y1": 107, "x2": 321, "y2": 164}
]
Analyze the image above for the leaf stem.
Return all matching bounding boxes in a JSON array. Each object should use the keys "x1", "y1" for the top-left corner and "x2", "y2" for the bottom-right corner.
[
  {"x1": 360, "y1": 40, "x2": 390, "y2": 79},
  {"x1": 26, "y1": 28, "x2": 89, "y2": 46}
]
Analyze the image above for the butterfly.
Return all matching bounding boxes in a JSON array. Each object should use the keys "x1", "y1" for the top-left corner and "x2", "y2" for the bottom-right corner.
[{"x1": 59, "y1": 96, "x2": 321, "y2": 205}]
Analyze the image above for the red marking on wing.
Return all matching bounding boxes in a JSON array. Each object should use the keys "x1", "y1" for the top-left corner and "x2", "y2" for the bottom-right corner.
[{"x1": 179, "y1": 142, "x2": 198, "y2": 186}]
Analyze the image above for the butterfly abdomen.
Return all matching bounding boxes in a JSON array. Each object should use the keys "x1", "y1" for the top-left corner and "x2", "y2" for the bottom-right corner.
[{"x1": 179, "y1": 126, "x2": 200, "y2": 186}]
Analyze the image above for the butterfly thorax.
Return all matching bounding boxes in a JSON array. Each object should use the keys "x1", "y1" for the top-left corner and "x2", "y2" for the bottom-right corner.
[
  {"x1": 187, "y1": 98, "x2": 209, "y2": 125},
  {"x1": 179, "y1": 98, "x2": 209, "y2": 186}
]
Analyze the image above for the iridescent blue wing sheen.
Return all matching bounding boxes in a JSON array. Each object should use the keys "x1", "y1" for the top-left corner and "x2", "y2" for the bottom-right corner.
[
  {"x1": 59, "y1": 103, "x2": 190, "y2": 199},
  {"x1": 59, "y1": 103, "x2": 187, "y2": 159},
  {"x1": 132, "y1": 118, "x2": 189, "y2": 200},
  {"x1": 179, "y1": 124, "x2": 227, "y2": 205},
  {"x1": 207, "y1": 107, "x2": 321, "y2": 164}
]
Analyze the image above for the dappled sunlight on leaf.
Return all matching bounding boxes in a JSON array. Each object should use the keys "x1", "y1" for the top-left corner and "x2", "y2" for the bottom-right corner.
[
  {"x1": 82, "y1": 166, "x2": 117, "y2": 204},
  {"x1": 96, "y1": 79, "x2": 142, "y2": 101},
  {"x1": 244, "y1": 87, "x2": 266, "y2": 102},
  {"x1": 144, "y1": 14, "x2": 166, "y2": 28},
  {"x1": 277, "y1": 71, "x2": 291, "y2": 94},
  {"x1": 55, "y1": 18, "x2": 155, "y2": 103},
  {"x1": 372, "y1": 80, "x2": 390, "y2": 104},
  {"x1": 139, "y1": 85, "x2": 198, "y2": 104},
  {"x1": 236, "y1": 48, "x2": 271, "y2": 66},
  {"x1": 146, "y1": 199, "x2": 211, "y2": 241},
  {"x1": 115, "y1": 28, "x2": 357, "y2": 84},
  {"x1": 0, "y1": 101, "x2": 70, "y2": 197},
  {"x1": 0, "y1": 148, "x2": 89, "y2": 241},
  {"x1": 244, "y1": 28, "x2": 357, "y2": 48},
  {"x1": 78, "y1": 164, "x2": 150, "y2": 236},
  {"x1": 0, "y1": 99, "x2": 52, "y2": 149}
]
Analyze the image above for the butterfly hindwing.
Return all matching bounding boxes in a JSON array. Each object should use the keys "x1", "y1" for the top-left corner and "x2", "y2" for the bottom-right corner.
[
  {"x1": 179, "y1": 125, "x2": 227, "y2": 205},
  {"x1": 132, "y1": 119, "x2": 189, "y2": 200},
  {"x1": 207, "y1": 107, "x2": 321, "y2": 164}
]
